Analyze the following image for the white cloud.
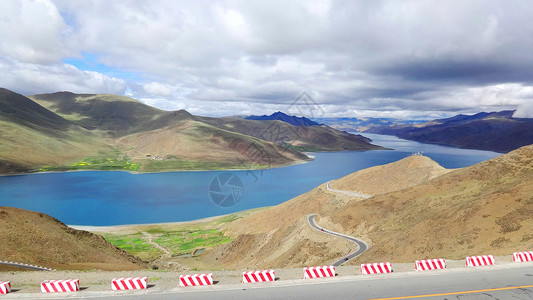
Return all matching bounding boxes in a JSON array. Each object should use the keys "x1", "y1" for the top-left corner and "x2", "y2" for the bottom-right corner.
[
  {"x1": 2, "y1": 0, "x2": 533, "y2": 118},
  {"x1": 0, "y1": 56, "x2": 126, "y2": 95},
  {"x1": 514, "y1": 103, "x2": 533, "y2": 118},
  {"x1": 0, "y1": 0, "x2": 71, "y2": 64},
  {"x1": 143, "y1": 82, "x2": 175, "y2": 97}
]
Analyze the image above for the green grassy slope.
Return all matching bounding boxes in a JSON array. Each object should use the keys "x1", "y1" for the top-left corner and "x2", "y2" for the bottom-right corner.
[{"x1": 29, "y1": 92, "x2": 165, "y2": 134}]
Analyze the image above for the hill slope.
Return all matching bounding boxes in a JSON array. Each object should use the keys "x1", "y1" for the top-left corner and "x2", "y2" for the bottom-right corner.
[
  {"x1": 30, "y1": 91, "x2": 382, "y2": 152},
  {"x1": 364, "y1": 110, "x2": 533, "y2": 153},
  {"x1": 0, "y1": 88, "x2": 383, "y2": 173},
  {"x1": 0, "y1": 207, "x2": 145, "y2": 270},
  {"x1": 0, "y1": 89, "x2": 113, "y2": 173},
  {"x1": 1, "y1": 89, "x2": 311, "y2": 173},
  {"x1": 203, "y1": 155, "x2": 447, "y2": 269},
  {"x1": 0, "y1": 88, "x2": 71, "y2": 133},
  {"x1": 201, "y1": 147, "x2": 533, "y2": 268},
  {"x1": 29, "y1": 92, "x2": 165, "y2": 134},
  {"x1": 326, "y1": 145, "x2": 533, "y2": 263},
  {"x1": 199, "y1": 117, "x2": 383, "y2": 152},
  {"x1": 331, "y1": 155, "x2": 450, "y2": 196},
  {"x1": 117, "y1": 119, "x2": 309, "y2": 172}
]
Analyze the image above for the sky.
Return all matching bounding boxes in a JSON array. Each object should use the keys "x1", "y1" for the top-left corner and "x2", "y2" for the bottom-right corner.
[{"x1": 2, "y1": 0, "x2": 533, "y2": 119}]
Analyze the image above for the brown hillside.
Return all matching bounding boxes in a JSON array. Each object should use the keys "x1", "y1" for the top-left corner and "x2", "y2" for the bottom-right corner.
[
  {"x1": 331, "y1": 155, "x2": 450, "y2": 195},
  {"x1": 0, "y1": 207, "x2": 145, "y2": 271},
  {"x1": 117, "y1": 120, "x2": 309, "y2": 170},
  {"x1": 199, "y1": 117, "x2": 384, "y2": 151},
  {"x1": 205, "y1": 186, "x2": 354, "y2": 269},
  {"x1": 204, "y1": 147, "x2": 533, "y2": 269},
  {"x1": 205, "y1": 155, "x2": 447, "y2": 269},
  {"x1": 324, "y1": 145, "x2": 533, "y2": 264}
]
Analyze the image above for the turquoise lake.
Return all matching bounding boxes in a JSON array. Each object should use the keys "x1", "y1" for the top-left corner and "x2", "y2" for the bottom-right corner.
[{"x1": 0, "y1": 134, "x2": 500, "y2": 226}]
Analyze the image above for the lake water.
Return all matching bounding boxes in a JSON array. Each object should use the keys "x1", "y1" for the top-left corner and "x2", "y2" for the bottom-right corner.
[{"x1": 0, "y1": 134, "x2": 500, "y2": 226}]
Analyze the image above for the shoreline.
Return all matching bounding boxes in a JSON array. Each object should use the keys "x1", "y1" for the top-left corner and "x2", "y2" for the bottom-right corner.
[
  {"x1": 68, "y1": 212, "x2": 236, "y2": 232},
  {"x1": 0, "y1": 157, "x2": 313, "y2": 177},
  {"x1": 68, "y1": 207, "x2": 268, "y2": 233}
]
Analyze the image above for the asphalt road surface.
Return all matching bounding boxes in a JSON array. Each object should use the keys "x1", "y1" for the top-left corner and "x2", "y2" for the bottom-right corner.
[
  {"x1": 326, "y1": 180, "x2": 372, "y2": 199},
  {"x1": 307, "y1": 214, "x2": 368, "y2": 266},
  {"x1": 22, "y1": 264, "x2": 533, "y2": 299}
]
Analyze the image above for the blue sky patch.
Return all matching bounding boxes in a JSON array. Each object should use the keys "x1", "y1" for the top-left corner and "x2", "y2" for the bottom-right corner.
[{"x1": 63, "y1": 52, "x2": 142, "y2": 81}]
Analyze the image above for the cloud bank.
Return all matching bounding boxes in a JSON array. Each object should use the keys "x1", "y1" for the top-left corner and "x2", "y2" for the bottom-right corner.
[{"x1": 1, "y1": 0, "x2": 533, "y2": 118}]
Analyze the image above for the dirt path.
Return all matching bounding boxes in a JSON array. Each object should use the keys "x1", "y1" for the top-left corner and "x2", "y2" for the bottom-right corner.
[{"x1": 142, "y1": 232, "x2": 172, "y2": 258}]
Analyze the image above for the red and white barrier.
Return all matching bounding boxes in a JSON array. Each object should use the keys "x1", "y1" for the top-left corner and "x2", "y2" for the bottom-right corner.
[
  {"x1": 111, "y1": 277, "x2": 148, "y2": 291},
  {"x1": 179, "y1": 273, "x2": 213, "y2": 287},
  {"x1": 466, "y1": 255, "x2": 495, "y2": 267},
  {"x1": 361, "y1": 262, "x2": 392, "y2": 274},
  {"x1": 513, "y1": 251, "x2": 533, "y2": 263},
  {"x1": 415, "y1": 259, "x2": 446, "y2": 271},
  {"x1": 303, "y1": 266, "x2": 335, "y2": 279},
  {"x1": 40, "y1": 280, "x2": 80, "y2": 293},
  {"x1": 243, "y1": 270, "x2": 275, "y2": 283},
  {"x1": 0, "y1": 281, "x2": 11, "y2": 295}
]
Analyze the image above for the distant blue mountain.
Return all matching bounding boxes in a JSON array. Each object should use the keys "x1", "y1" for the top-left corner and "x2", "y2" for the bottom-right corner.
[
  {"x1": 245, "y1": 111, "x2": 321, "y2": 126},
  {"x1": 312, "y1": 117, "x2": 425, "y2": 132},
  {"x1": 364, "y1": 110, "x2": 533, "y2": 153}
]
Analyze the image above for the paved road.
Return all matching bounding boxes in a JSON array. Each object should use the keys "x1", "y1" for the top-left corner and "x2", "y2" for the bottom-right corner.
[
  {"x1": 307, "y1": 214, "x2": 368, "y2": 266},
  {"x1": 0, "y1": 260, "x2": 54, "y2": 271},
  {"x1": 26, "y1": 264, "x2": 533, "y2": 299},
  {"x1": 326, "y1": 180, "x2": 372, "y2": 199}
]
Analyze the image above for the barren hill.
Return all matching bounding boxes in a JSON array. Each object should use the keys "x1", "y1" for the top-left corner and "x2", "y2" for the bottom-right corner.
[
  {"x1": 0, "y1": 207, "x2": 145, "y2": 271},
  {"x1": 331, "y1": 155, "x2": 450, "y2": 196},
  {"x1": 204, "y1": 155, "x2": 448, "y2": 269},
  {"x1": 200, "y1": 117, "x2": 383, "y2": 152},
  {"x1": 326, "y1": 145, "x2": 533, "y2": 264},
  {"x1": 117, "y1": 119, "x2": 309, "y2": 171},
  {"x1": 203, "y1": 148, "x2": 533, "y2": 269}
]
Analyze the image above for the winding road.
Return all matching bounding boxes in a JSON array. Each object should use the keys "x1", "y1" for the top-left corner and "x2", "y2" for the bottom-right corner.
[
  {"x1": 326, "y1": 180, "x2": 372, "y2": 199},
  {"x1": 307, "y1": 214, "x2": 368, "y2": 266},
  {"x1": 0, "y1": 260, "x2": 54, "y2": 271}
]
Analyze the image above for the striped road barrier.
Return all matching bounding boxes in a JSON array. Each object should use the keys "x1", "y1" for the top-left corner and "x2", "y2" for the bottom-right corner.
[
  {"x1": 466, "y1": 255, "x2": 495, "y2": 267},
  {"x1": 179, "y1": 273, "x2": 213, "y2": 287},
  {"x1": 361, "y1": 262, "x2": 392, "y2": 274},
  {"x1": 243, "y1": 270, "x2": 275, "y2": 283},
  {"x1": 0, "y1": 281, "x2": 11, "y2": 295},
  {"x1": 111, "y1": 277, "x2": 148, "y2": 291},
  {"x1": 40, "y1": 279, "x2": 79, "y2": 293},
  {"x1": 415, "y1": 259, "x2": 446, "y2": 271},
  {"x1": 513, "y1": 251, "x2": 533, "y2": 263},
  {"x1": 303, "y1": 266, "x2": 335, "y2": 279}
]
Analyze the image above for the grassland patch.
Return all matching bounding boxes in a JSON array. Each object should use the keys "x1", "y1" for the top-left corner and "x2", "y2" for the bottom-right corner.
[{"x1": 102, "y1": 233, "x2": 162, "y2": 260}]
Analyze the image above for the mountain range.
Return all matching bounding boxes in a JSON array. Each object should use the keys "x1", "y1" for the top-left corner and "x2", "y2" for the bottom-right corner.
[
  {"x1": 0, "y1": 88, "x2": 382, "y2": 174},
  {"x1": 314, "y1": 117, "x2": 424, "y2": 132},
  {"x1": 362, "y1": 110, "x2": 533, "y2": 153},
  {"x1": 245, "y1": 111, "x2": 321, "y2": 126}
]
